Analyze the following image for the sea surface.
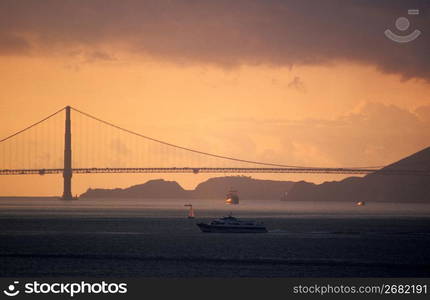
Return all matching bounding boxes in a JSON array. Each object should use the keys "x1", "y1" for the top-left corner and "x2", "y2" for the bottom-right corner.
[{"x1": 0, "y1": 198, "x2": 429, "y2": 277}]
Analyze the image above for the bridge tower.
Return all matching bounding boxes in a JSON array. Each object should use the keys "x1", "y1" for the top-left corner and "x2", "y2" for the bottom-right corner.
[{"x1": 62, "y1": 106, "x2": 73, "y2": 200}]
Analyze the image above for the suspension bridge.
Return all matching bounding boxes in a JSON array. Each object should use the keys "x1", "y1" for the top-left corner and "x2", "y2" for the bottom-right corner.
[{"x1": 1, "y1": 106, "x2": 428, "y2": 200}]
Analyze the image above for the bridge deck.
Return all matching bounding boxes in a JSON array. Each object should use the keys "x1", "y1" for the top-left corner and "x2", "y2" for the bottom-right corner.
[{"x1": 0, "y1": 167, "x2": 428, "y2": 176}]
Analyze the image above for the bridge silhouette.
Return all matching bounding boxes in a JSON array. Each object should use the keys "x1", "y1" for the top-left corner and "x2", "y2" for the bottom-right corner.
[{"x1": 0, "y1": 106, "x2": 428, "y2": 200}]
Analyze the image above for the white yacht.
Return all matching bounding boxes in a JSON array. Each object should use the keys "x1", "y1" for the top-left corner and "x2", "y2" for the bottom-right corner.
[{"x1": 197, "y1": 215, "x2": 267, "y2": 233}]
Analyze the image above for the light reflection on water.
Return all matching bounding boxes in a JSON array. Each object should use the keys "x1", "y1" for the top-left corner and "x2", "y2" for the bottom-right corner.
[{"x1": 0, "y1": 197, "x2": 429, "y2": 218}]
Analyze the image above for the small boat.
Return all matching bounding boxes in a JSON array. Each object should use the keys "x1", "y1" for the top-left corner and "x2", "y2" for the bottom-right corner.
[
  {"x1": 184, "y1": 204, "x2": 195, "y2": 219},
  {"x1": 197, "y1": 215, "x2": 267, "y2": 233},
  {"x1": 356, "y1": 201, "x2": 365, "y2": 206},
  {"x1": 225, "y1": 189, "x2": 239, "y2": 205}
]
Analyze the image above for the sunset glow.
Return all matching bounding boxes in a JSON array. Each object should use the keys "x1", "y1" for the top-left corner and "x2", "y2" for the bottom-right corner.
[{"x1": 0, "y1": 0, "x2": 429, "y2": 196}]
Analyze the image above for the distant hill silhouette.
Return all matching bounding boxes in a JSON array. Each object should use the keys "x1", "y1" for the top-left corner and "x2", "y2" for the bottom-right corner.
[
  {"x1": 80, "y1": 147, "x2": 430, "y2": 202},
  {"x1": 81, "y1": 179, "x2": 190, "y2": 199},
  {"x1": 287, "y1": 147, "x2": 430, "y2": 202},
  {"x1": 192, "y1": 176, "x2": 294, "y2": 200},
  {"x1": 80, "y1": 176, "x2": 294, "y2": 200}
]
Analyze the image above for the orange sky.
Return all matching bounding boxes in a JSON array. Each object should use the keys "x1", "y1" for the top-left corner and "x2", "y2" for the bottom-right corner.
[{"x1": 0, "y1": 1, "x2": 429, "y2": 196}]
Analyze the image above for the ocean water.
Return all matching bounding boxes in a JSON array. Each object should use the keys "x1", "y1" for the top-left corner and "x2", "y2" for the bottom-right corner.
[{"x1": 0, "y1": 198, "x2": 429, "y2": 277}]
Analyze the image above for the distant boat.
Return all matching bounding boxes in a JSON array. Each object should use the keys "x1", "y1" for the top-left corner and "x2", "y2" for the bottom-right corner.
[
  {"x1": 197, "y1": 215, "x2": 267, "y2": 233},
  {"x1": 356, "y1": 201, "x2": 365, "y2": 206},
  {"x1": 225, "y1": 189, "x2": 239, "y2": 205},
  {"x1": 184, "y1": 204, "x2": 195, "y2": 219}
]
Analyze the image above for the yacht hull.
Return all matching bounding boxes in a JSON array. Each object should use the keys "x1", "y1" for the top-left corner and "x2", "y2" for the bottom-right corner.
[{"x1": 197, "y1": 223, "x2": 267, "y2": 233}]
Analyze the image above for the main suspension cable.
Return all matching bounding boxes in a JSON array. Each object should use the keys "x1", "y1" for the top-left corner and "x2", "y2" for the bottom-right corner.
[
  {"x1": 71, "y1": 106, "x2": 384, "y2": 169},
  {"x1": 0, "y1": 107, "x2": 65, "y2": 143}
]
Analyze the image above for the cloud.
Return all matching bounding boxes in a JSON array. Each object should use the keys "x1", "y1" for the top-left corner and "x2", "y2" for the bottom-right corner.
[
  {"x1": 85, "y1": 51, "x2": 116, "y2": 63},
  {"x1": 287, "y1": 76, "x2": 306, "y2": 93},
  {"x1": 298, "y1": 103, "x2": 430, "y2": 166},
  {"x1": 60, "y1": 49, "x2": 117, "y2": 70},
  {"x1": 415, "y1": 105, "x2": 430, "y2": 122},
  {"x1": 0, "y1": 33, "x2": 30, "y2": 54},
  {"x1": 0, "y1": 0, "x2": 429, "y2": 80},
  {"x1": 223, "y1": 102, "x2": 430, "y2": 167}
]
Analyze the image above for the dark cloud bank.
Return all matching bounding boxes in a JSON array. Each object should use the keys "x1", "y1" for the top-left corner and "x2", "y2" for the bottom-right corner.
[{"x1": 0, "y1": 0, "x2": 429, "y2": 80}]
